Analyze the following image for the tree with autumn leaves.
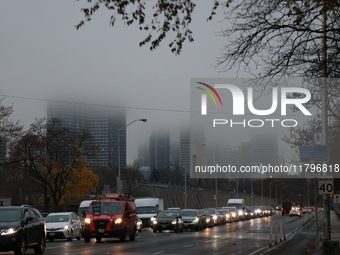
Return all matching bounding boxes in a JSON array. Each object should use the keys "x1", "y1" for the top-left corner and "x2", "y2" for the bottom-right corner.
[{"x1": 9, "y1": 118, "x2": 98, "y2": 211}]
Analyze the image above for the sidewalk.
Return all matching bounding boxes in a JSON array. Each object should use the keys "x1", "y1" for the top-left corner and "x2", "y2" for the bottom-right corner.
[{"x1": 316, "y1": 209, "x2": 340, "y2": 254}]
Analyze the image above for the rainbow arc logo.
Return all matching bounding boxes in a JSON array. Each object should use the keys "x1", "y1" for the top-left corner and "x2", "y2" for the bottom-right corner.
[{"x1": 196, "y1": 82, "x2": 223, "y2": 115}]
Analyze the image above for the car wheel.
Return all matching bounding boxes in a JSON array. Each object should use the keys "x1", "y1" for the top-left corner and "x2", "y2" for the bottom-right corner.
[
  {"x1": 153, "y1": 228, "x2": 157, "y2": 233},
  {"x1": 96, "y1": 236, "x2": 102, "y2": 242},
  {"x1": 68, "y1": 230, "x2": 73, "y2": 241},
  {"x1": 34, "y1": 235, "x2": 46, "y2": 254},
  {"x1": 180, "y1": 225, "x2": 183, "y2": 233},
  {"x1": 14, "y1": 236, "x2": 26, "y2": 255},
  {"x1": 84, "y1": 232, "x2": 91, "y2": 243},
  {"x1": 119, "y1": 228, "x2": 126, "y2": 242},
  {"x1": 129, "y1": 228, "x2": 136, "y2": 241},
  {"x1": 174, "y1": 225, "x2": 179, "y2": 233}
]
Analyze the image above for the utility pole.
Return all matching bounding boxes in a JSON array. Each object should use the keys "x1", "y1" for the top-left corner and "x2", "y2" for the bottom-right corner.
[{"x1": 321, "y1": 0, "x2": 331, "y2": 241}]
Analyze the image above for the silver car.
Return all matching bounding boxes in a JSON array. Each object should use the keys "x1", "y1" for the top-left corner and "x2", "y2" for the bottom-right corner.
[{"x1": 45, "y1": 212, "x2": 82, "y2": 241}]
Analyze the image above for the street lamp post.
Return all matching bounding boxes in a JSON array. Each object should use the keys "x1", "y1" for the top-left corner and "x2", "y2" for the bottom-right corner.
[
  {"x1": 280, "y1": 185, "x2": 288, "y2": 205},
  {"x1": 269, "y1": 180, "x2": 279, "y2": 207},
  {"x1": 117, "y1": 118, "x2": 147, "y2": 194},
  {"x1": 276, "y1": 183, "x2": 284, "y2": 206},
  {"x1": 303, "y1": 187, "x2": 310, "y2": 206}
]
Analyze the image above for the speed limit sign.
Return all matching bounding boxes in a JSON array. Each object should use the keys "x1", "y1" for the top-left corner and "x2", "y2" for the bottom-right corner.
[
  {"x1": 318, "y1": 178, "x2": 334, "y2": 195},
  {"x1": 314, "y1": 132, "x2": 322, "y2": 144}
]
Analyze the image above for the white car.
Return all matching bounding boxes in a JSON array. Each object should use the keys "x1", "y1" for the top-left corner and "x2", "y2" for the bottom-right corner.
[
  {"x1": 289, "y1": 207, "x2": 302, "y2": 217},
  {"x1": 45, "y1": 212, "x2": 82, "y2": 241}
]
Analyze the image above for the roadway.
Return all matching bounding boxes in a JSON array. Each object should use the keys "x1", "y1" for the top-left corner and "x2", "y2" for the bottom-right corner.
[{"x1": 2, "y1": 211, "x2": 320, "y2": 255}]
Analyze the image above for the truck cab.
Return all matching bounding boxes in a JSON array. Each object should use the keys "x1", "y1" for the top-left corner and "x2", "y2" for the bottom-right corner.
[
  {"x1": 83, "y1": 194, "x2": 138, "y2": 243},
  {"x1": 135, "y1": 197, "x2": 164, "y2": 228}
]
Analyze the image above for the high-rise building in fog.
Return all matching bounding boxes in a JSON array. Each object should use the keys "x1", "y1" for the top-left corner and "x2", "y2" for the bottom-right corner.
[
  {"x1": 138, "y1": 143, "x2": 149, "y2": 168},
  {"x1": 149, "y1": 130, "x2": 170, "y2": 171},
  {"x1": 180, "y1": 128, "x2": 191, "y2": 175},
  {"x1": 250, "y1": 129, "x2": 278, "y2": 166},
  {"x1": 47, "y1": 102, "x2": 126, "y2": 168}
]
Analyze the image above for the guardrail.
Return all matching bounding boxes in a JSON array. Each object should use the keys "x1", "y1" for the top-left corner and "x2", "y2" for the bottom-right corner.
[
  {"x1": 269, "y1": 220, "x2": 286, "y2": 247},
  {"x1": 268, "y1": 211, "x2": 317, "y2": 248}
]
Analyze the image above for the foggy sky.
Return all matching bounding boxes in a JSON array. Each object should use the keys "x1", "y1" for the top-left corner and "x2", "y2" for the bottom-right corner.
[{"x1": 0, "y1": 1, "x2": 306, "y2": 164}]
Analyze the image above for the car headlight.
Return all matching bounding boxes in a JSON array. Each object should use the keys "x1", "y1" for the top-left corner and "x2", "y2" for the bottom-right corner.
[
  {"x1": 84, "y1": 218, "x2": 91, "y2": 224},
  {"x1": 114, "y1": 218, "x2": 122, "y2": 224},
  {"x1": 151, "y1": 216, "x2": 156, "y2": 222},
  {"x1": 63, "y1": 225, "x2": 69, "y2": 230},
  {"x1": 193, "y1": 217, "x2": 199, "y2": 223},
  {"x1": 171, "y1": 220, "x2": 177, "y2": 225},
  {"x1": 1, "y1": 228, "x2": 18, "y2": 235}
]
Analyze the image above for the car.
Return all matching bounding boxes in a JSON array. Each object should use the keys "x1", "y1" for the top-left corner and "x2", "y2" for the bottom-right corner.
[
  {"x1": 137, "y1": 216, "x2": 143, "y2": 232},
  {"x1": 45, "y1": 212, "x2": 82, "y2": 241},
  {"x1": 0, "y1": 205, "x2": 46, "y2": 255},
  {"x1": 222, "y1": 206, "x2": 239, "y2": 222},
  {"x1": 302, "y1": 206, "x2": 314, "y2": 214},
  {"x1": 83, "y1": 196, "x2": 138, "y2": 242},
  {"x1": 203, "y1": 208, "x2": 221, "y2": 226},
  {"x1": 181, "y1": 209, "x2": 205, "y2": 231},
  {"x1": 282, "y1": 201, "x2": 293, "y2": 215},
  {"x1": 202, "y1": 210, "x2": 215, "y2": 227},
  {"x1": 275, "y1": 205, "x2": 282, "y2": 211},
  {"x1": 289, "y1": 207, "x2": 302, "y2": 217},
  {"x1": 152, "y1": 210, "x2": 183, "y2": 233},
  {"x1": 216, "y1": 209, "x2": 228, "y2": 224}
]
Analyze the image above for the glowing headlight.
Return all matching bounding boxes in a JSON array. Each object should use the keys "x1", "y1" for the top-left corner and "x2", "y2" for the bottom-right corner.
[
  {"x1": 153, "y1": 220, "x2": 158, "y2": 224},
  {"x1": 171, "y1": 220, "x2": 177, "y2": 225},
  {"x1": 114, "y1": 218, "x2": 122, "y2": 224},
  {"x1": 1, "y1": 228, "x2": 18, "y2": 235},
  {"x1": 84, "y1": 218, "x2": 91, "y2": 224},
  {"x1": 212, "y1": 215, "x2": 217, "y2": 220},
  {"x1": 63, "y1": 225, "x2": 69, "y2": 230},
  {"x1": 193, "y1": 217, "x2": 199, "y2": 223},
  {"x1": 151, "y1": 216, "x2": 156, "y2": 222}
]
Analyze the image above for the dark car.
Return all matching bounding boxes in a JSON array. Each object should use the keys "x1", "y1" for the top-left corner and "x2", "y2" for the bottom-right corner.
[
  {"x1": 181, "y1": 209, "x2": 205, "y2": 231},
  {"x1": 202, "y1": 210, "x2": 215, "y2": 227},
  {"x1": 153, "y1": 210, "x2": 183, "y2": 233},
  {"x1": 0, "y1": 205, "x2": 46, "y2": 255},
  {"x1": 281, "y1": 201, "x2": 293, "y2": 215}
]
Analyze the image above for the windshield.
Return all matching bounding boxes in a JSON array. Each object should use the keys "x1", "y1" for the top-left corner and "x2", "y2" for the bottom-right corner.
[
  {"x1": 45, "y1": 214, "x2": 70, "y2": 223},
  {"x1": 157, "y1": 211, "x2": 176, "y2": 218},
  {"x1": 0, "y1": 209, "x2": 21, "y2": 222},
  {"x1": 137, "y1": 206, "x2": 156, "y2": 214},
  {"x1": 227, "y1": 203, "x2": 242, "y2": 209},
  {"x1": 90, "y1": 202, "x2": 123, "y2": 215},
  {"x1": 77, "y1": 207, "x2": 87, "y2": 219},
  {"x1": 181, "y1": 210, "x2": 197, "y2": 217}
]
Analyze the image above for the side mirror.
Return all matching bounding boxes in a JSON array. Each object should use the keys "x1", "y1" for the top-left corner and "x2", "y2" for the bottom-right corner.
[
  {"x1": 124, "y1": 211, "x2": 131, "y2": 219},
  {"x1": 25, "y1": 216, "x2": 34, "y2": 224}
]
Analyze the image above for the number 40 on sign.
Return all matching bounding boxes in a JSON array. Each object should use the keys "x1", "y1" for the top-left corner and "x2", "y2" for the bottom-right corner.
[{"x1": 318, "y1": 178, "x2": 334, "y2": 195}]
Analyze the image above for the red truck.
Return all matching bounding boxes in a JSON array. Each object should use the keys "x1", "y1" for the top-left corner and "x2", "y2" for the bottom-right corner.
[{"x1": 83, "y1": 194, "x2": 138, "y2": 242}]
